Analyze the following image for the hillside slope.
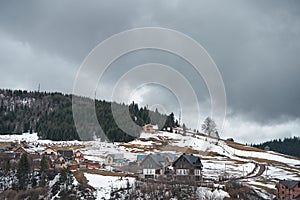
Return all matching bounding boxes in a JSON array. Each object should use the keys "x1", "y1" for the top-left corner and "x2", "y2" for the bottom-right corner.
[{"x1": 0, "y1": 89, "x2": 173, "y2": 142}]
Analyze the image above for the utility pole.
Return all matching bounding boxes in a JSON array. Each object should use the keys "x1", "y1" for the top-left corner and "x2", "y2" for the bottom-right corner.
[
  {"x1": 37, "y1": 83, "x2": 40, "y2": 92},
  {"x1": 179, "y1": 111, "x2": 181, "y2": 126}
]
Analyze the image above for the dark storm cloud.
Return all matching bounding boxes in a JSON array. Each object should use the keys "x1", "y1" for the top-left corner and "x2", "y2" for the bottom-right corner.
[{"x1": 0, "y1": 0, "x2": 300, "y2": 142}]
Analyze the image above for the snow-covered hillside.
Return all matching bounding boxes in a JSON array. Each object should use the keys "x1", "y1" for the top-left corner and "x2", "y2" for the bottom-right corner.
[
  {"x1": 81, "y1": 130, "x2": 300, "y2": 199},
  {"x1": 1, "y1": 131, "x2": 299, "y2": 199}
]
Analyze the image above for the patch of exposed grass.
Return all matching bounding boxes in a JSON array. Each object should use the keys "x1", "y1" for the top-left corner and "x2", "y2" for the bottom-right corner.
[
  {"x1": 80, "y1": 169, "x2": 131, "y2": 177},
  {"x1": 251, "y1": 183, "x2": 276, "y2": 195},
  {"x1": 225, "y1": 141, "x2": 265, "y2": 152},
  {"x1": 52, "y1": 144, "x2": 85, "y2": 150},
  {"x1": 73, "y1": 170, "x2": 88, "y2": 185},
  {"x1": 0, "y1": 142, "x2": 11, "y2": 148}
]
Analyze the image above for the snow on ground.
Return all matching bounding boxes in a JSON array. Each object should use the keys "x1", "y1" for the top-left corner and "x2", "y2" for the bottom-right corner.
[
  {"x1": 49, "y1": 174, "x2": 60, "y2": 188},
  {"x1": 197, "y1": 187, "x2": 230, "y2": 200},
  {"x1": 0, "y1": 131, "x2": 299, "y2": 199},
  {"x1": 81, "y1": 141, "x2": 139, "y2": 163},
  {"x1": 202, "y1": 159, "x2": 255, "y2": 179},
  {"x1": 0, "y1": 132, "x2": 39, "y2": 142},
  {"x1": 264, "y1": 165, "x2": 300, "y2": 180},
  {"x1": 226, "y1": 144, "x2": 300, "y2": 166},
  {"x1": 84, "y1": 173, "x2": 135, "y2": 200}
]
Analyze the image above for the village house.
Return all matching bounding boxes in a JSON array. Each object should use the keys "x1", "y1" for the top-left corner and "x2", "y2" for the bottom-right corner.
[
  {"x1": 264, "y1": 145, "x2": 270, "y2": 151},
  {"x1": 69, "y1": 162, "x2": 79, "y2": 171},
  {"x1": 14, "y1": 147, "x2": 27, "y2": 154},
  {"x1": 172, "y1": 154, "x2": 203, "y2": 182},
  {"x1": 54, "y1": 156, "x2": 68, "y2": 170},
  {"x1": 42, "y1": 147, "x2": 58, "y2": 168},
  {"x1": 73, "y1": 150, "x2": 84, "y2": 163},
  {"x1": 42, "y1": 147, "x2": 57, "y2": 156},
  {"x1": 28, "y1": 153, "x2": 42, "y2": 170},
  {"x1": 140, "y1": 153, "x2": 169, "y2": 179},
  {"x1": 57, "y1": 150, "x2": 73, "y2": 161},
  {"x1": 87, "y1": 161, "x2": 101, "y2": 169},
  {"x1": 143, "y1": 124, "x2": 158, "y2": 133},
  {"x1": 276, "y1": 180, "x2": 300, "y2": 199},
  {"x1": 136, "y1": 154, "x2": 146, "y2": 164},
  {"x1": 105, "y1": 153, "x2": 125, "y2": 166}
]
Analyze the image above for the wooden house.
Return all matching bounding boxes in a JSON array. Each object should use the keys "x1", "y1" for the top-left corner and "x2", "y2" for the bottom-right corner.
[
  {"x1": 28, "y1": 153, "x2": 42, "y2": 170},
  {"x1": 276, "y1": 180, "x2": 300, "y2": 199},
  {"x1": 73, "y1": 150, "x2": 84, "y2": 163},
  {"x1": 172, "y1": 154, "x2": 203, "y2": 182},
  {"x1": 54, "y1": 156, "x2": 67, "y2": 170},
  {"x1": 14, "y1": 147, "x2": 27, "y2": 155},
  {"x1": 140, "y1": 153, "x2": 169, "y2": 179},
  {"x1": 87, "y1": 161, "x2": 101, "y2": 169},
  {"x1": 42, "y1": 147, "x2": 57, "y2": 156}
]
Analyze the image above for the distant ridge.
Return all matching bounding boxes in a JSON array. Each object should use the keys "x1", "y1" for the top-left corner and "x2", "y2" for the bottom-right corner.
[{"x1": 253, "y1": 137, "x2": 300, "y2": 158}]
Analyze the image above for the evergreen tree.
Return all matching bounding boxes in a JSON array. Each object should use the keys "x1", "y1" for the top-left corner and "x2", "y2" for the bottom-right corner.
[
  {"x1": 182, "y1": 123, "x2": 187, "y2": 136},
  {"x1": 17, "y1": 153, "x2": 30, "y2": 190}
]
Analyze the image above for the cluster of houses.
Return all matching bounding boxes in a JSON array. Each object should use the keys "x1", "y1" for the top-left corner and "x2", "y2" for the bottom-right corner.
[
  {"x1": 0, "y1": 144, "x2": 101, "y2": 171},
  {"x1": 138, "y1": 153, "x2": 203, "y2": 182},
  {"x1": 103, "y1": 152, "x2": 203, "y2": 182},
  {"x1": 0, "y1": 139, "x2": 299, "y2": 199},
  {"x1": 42, "y1": 147, "x2": 100, "y2": 170}
]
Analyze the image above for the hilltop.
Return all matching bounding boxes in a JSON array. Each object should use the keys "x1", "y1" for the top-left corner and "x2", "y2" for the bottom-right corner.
[{"x1": 0, "y1": 89, "x2": 174, "y2": 142}]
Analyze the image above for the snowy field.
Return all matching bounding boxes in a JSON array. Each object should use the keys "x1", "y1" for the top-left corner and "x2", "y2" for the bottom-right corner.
[{"x1": 85, "y1": 173, "x2": 135, "y2": 200}]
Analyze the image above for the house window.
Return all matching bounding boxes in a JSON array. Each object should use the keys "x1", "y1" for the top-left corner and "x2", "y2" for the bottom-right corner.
[
  {"x1": 194, "y1": 169, "x2": 201, "y2": 175},
  {"x1": 176, "y1": 169, "x2": 188, "y2": 175},
  {"x1": 143, "y1": 169, "x2": 155, "y2": 175}
]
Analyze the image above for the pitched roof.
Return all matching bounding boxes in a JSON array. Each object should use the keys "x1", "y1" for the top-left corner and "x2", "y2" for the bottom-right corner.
[
  {"x1": 137, "y1": 154, "x2": 145, "y2": 161},
  {"x1": 280, "y1": 180, "x2": 300, "y2": 189},
  {"x1": 107, "y1": 153, "x2": 124, "y2": 160},
  {"x1": 173, "y1": 154, "x2": 203, "y2": 168},
  {"x1": 149, "y1": 154, "x2": 169, "y2": 167},
  {"x1": 57, "y1": 150, "x2": 73, "y2": 159}
]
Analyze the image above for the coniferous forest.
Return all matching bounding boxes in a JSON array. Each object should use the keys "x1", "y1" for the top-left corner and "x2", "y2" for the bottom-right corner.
[
  {"x1": 253, "y1": 137, "x2": 300, "y2": 158},
  {"x1": 0, "y1": 89, "x2": 176, "y2": 142}
]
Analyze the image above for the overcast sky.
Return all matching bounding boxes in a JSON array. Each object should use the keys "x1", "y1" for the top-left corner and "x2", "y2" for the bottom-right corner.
[{"x1": 0, "y1": 0, "x2": 300, "y2": 143}]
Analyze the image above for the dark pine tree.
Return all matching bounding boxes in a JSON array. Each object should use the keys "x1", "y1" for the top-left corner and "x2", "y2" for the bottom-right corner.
[{"x1": 17, "y1": 153, "x2": 30, "y2": 190}]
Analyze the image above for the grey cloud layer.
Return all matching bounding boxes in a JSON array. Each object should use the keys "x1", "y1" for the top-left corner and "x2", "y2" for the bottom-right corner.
[{"x1": 0, "y1": 0, "x2": 299, "y2": 141}]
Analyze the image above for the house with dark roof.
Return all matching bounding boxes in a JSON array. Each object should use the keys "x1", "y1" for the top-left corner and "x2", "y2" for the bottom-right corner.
[
  {"x1": 172, "y1": 153, "x2": 203, "y2": 182},
  {"x1": 140, "y1": 153, "x2": 170, "y2": 179},
  {"x1": 57, "y1": 150, "x2": 73, "y2": 161},
  {"x1": 14, "y1": 147, "x2": 27, "y2": 154},
  {"x1": 276, "y1": 180, "x2": 300, "y2": 199}
]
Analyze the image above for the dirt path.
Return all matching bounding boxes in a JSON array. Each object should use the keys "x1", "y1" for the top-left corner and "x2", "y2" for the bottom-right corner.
[{"x1": 254, "y1": 164, "x2": 266, "y2": 177}]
